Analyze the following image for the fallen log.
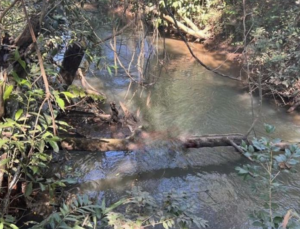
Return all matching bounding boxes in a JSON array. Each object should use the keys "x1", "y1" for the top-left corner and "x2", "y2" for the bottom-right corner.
[
  {"x1": 59, "y1": 132, "x2": 298, "y2": 154},
  {"x1": 60, "y1": 133, "x2": 248, "y2": 152},
  {"x1": 61, "y1": 138, "x2": 128, "y2": 151},
  {"x1": 182, "y1": 134, "x2": 247, "y2": 148}
]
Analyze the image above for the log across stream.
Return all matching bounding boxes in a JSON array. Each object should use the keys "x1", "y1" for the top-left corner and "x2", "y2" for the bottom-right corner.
[{"x1": 60, "y1": 133, "x2": 248, "y2": 152}]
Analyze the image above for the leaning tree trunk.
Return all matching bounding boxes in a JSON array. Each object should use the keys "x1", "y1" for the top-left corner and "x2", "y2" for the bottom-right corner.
[{"x1": 60, "y1": 41, "x2": 86, "y2": 86}]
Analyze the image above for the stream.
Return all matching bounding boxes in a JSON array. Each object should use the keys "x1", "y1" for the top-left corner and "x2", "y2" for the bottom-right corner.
[{"x1": 66, "y1": 28, "x2": 300, "y2": 228}]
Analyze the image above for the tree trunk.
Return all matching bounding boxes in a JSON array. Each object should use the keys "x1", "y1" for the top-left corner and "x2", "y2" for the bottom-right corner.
[
  {"x1": 14, "y1": 15, "x2": 40, "y2": 52},
  {"x1": 60, "y1": 42, "x2": 86, "y2": 86}
]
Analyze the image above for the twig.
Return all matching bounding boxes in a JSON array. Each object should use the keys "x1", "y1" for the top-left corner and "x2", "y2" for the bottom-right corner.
[
  {"x1": 65, "y1": 97, "x2": 87, "y2": 109},
  {"x1": 244, "y1": 117, "x2": 259, "y2": 138},
  {"x1": 109, "y1": 42, "x2": 137, "y2": 82}
]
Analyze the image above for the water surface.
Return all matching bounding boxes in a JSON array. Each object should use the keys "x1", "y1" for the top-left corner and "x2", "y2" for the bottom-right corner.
[{"x1": 70, "y1": 33, "x2": 300, "y2": 228}]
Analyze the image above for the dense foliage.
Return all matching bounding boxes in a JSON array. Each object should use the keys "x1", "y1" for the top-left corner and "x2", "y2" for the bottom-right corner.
[{"x1": 1, "y1": 0, "x2": 300, "y2": 228}]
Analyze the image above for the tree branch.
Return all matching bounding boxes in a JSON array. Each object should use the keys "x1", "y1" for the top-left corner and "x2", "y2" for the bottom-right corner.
[{"x1": 21, "y1": 0, "x2": 57, "y2": 135}]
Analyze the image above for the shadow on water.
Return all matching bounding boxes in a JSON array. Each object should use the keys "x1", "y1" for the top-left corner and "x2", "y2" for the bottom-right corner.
[{"x1": 62, "y1": 146, "x2": 257, "y2": 229}]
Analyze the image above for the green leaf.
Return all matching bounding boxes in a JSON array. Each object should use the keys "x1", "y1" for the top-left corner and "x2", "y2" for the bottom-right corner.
[
  {"x1": 0, "y1": 139, "x2": 8, "y2": 148},
  {"x1": 8, "y1": 224, "x2": 18, "y2": 229},
  {"x1": 14, "y1": 49, "x2": 20, "y2": 61},
  {"x1": 103, "y1": 198, "x2": 126, "y2": 214},
  {"x1": 252, "y1": 221, "x2": 263, "y2": 226},
  {"x1": 163, "y1": 221, "x2": 169, "y2": 229},
  {"x1": 54, "y1": 95, "x2": 65, "y2": 111},
  {"x1": 235, "y1": 166, "x2": 249, "y2": 174},
  {"x1": 288, "y1": 158, "x2": 299, "y2": 165},
  {"x1": 14, "y1": 49, "x2": 26, "y2": 70},
  {"x1": 48, "y1": 140, "x2": 59, "y2": 153},
  {"x1": 62, "y1": 178, "x2": 77, "y2": 184},
  {"x1": 285, "y1": 148, "x2": 292, "y2": 157},
  {"x1": 244, "y1": 152, "x2": 252, "y2": 158},
  {"x1": 73, "y1": 225, "x2": 85, "y2": 229},
  {"x1": 39, "y1": 183, "x2": 46, "y2": 191},
  {"x1": 42, "y1": 132, "x2": 53, "y2": 139},
  {"x1": 38, "y1": 140, "x2": 45, "y2": 153},
  {"x1": 18, "y1": 59, "x2": 26, "y2": 70},
  {"x1": 264, "y1": 123, "x2": 276, "y2": 134},
  {"x1": 15, "y1": 109, "x2": 23, "y2": 121},
  {"x1": 107, "y1": 66, "x2": 112, "y2": 76},
  {"x1": 12, "y1": 71, "x2": 21, "y2": 83},
  {"x1": 0, "y1": 221, "x2": 3, "y2": 229},
  {"x1": 62, "y1": 91, "x2": 76, "y2": 100},
  {"x1": 248, "y1": 145, "x2": 254, "y2": 153},
  {"x1": 25, "y1": 182, "x2": 33, "y2": 197},
  {"x1": 64, "y1": 217, "x2": 77, "y2": 222},
  {"x1": 59, "y1": 226, "x2": 73, "y2": 229},
  {"x1": 3, "y1": 85, "x2": 13, "y2": 101},
  {"x1": 38, "y1": 153, "x2": 49, "y2": 162},
  {"x1": 31, "y1": 166, "x2": 39, "y2": 174},
  {"x1": 0, "y1": 158, "x2": 9, "y2": 167},
  {"x1": 274, "y1": 154, "x2": 287, "y2": 163}
]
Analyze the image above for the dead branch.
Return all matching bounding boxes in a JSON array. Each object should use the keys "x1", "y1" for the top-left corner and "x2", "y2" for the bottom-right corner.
[{"x1": 77, "y1": 68, "x2": 104, "y2": 96}]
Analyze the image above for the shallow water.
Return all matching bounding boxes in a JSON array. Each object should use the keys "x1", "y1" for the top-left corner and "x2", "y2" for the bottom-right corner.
[{"x1": 69, "y1": 32, "x2": 300, "y2": 228}]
